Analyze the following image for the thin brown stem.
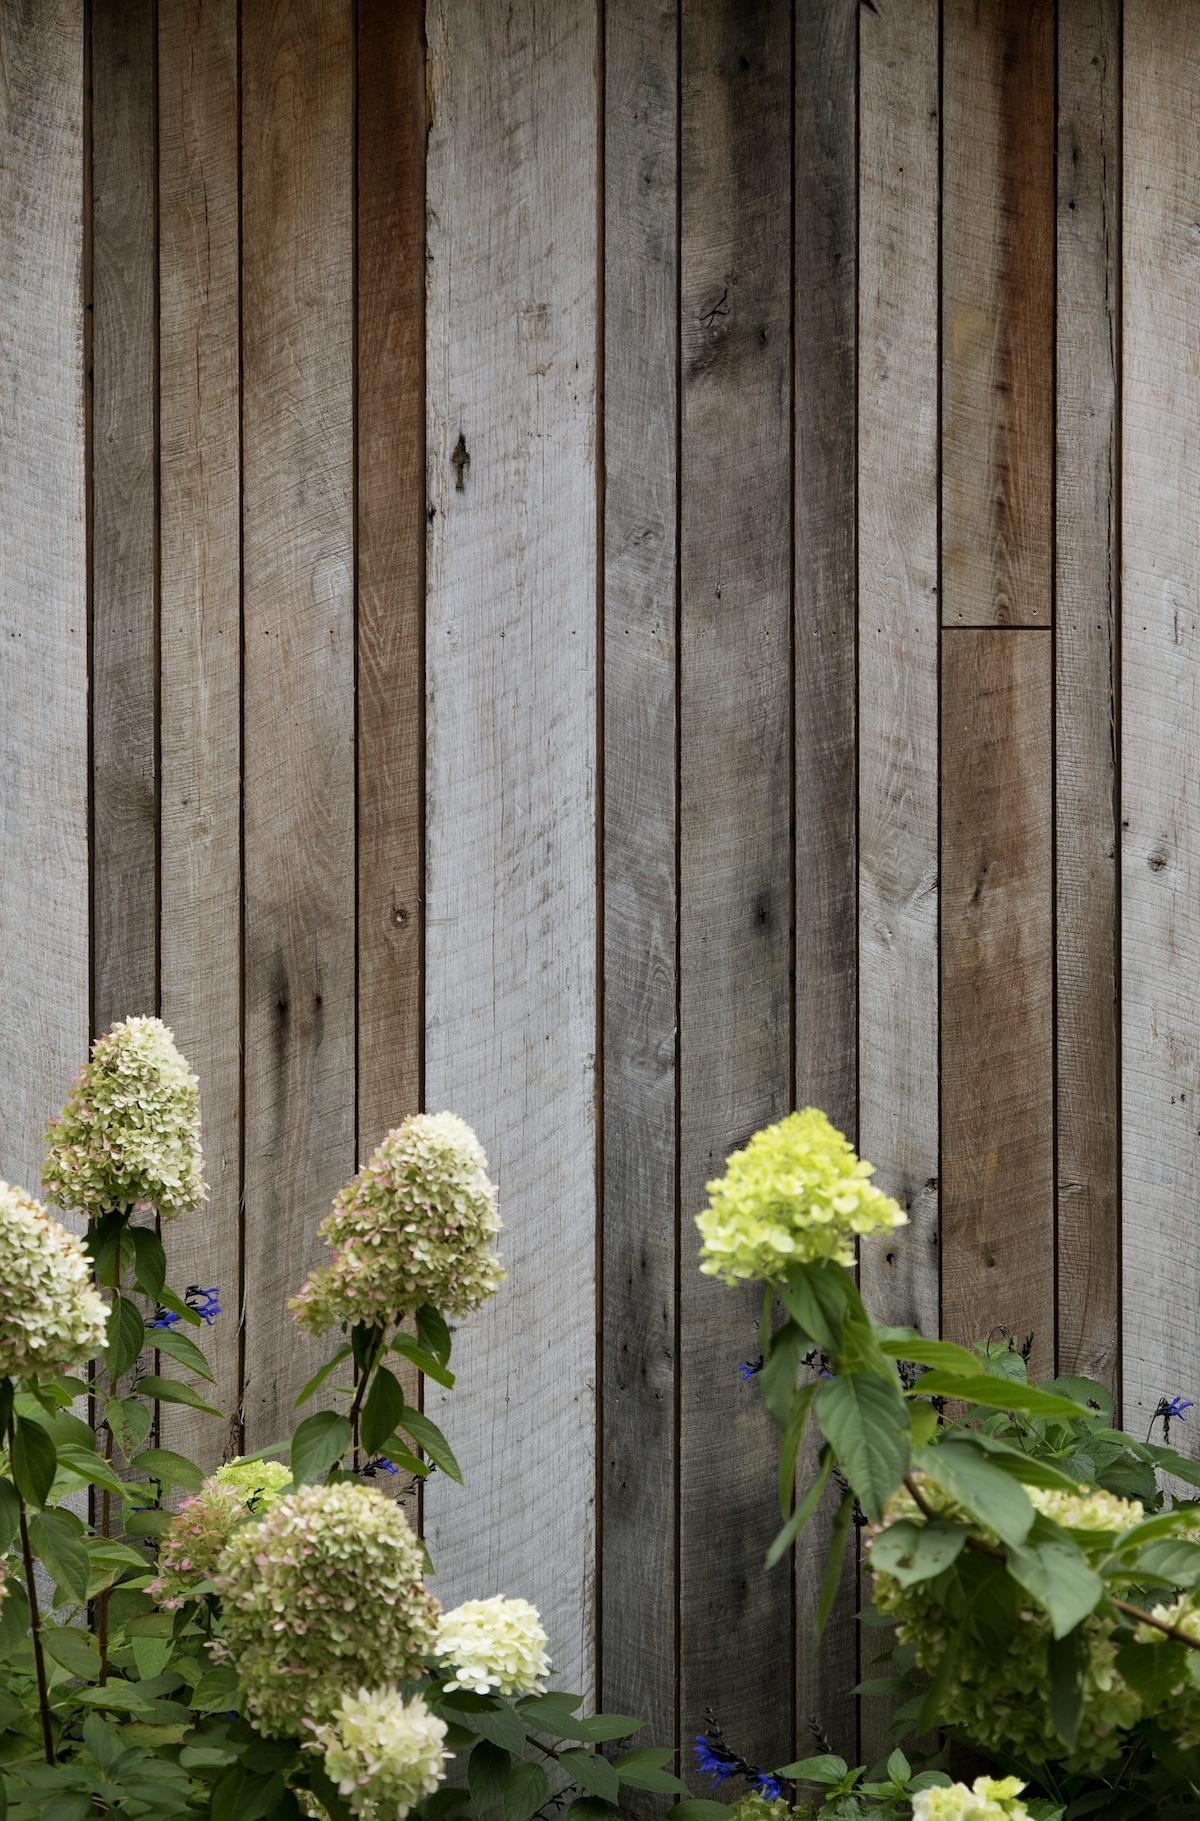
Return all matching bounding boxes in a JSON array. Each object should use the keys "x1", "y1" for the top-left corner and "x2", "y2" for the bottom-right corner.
[
  {"x1": 97, "y1": 1244, "x2": 122, "y2": 1684},
  {"x1": 900, "y1": 1474, "x2": 1200, "y2": 1651},
  {"x1": 526, "y1": 1731, "x2": 644, "y2": 1821},
  {"x1": 10, "y1": 1418, "x2": 54, "y2": 1764}
]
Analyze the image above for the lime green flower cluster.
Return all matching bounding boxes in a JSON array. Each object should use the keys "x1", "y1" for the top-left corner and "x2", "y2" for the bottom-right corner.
[
  {"x1": 912, "y1": 1778, "x2": 1031, "y2": 1821},
  {"x1": 216, "y1": 1482, "x2": 440, "y2": 1735},
  {"x1": 1134, "y1": 1596, "x2": 1200, "y2": 1745},
  {"x1": 43, "y1": 1016, "x2": 205, "y2": 1220},
  {"x1": 1028, "y1": 1485, "x2": 1144, "y2": 1533},
  {"x1": 151, "y1": 1457, "x2": 291, "y2": 1609},
  {"x1": 290, "y1": 1112, "x2": 504, "y2": 1333},
  {"x1": 696, "y1": 1109, "x2": 906, "y2": 1283},
  {"x1": 434, "y1": 1595, "x2": 550, "y2": 1695},
  {"x1": 730, "y1": 1796, "x2": 798, "y2": 1821},
  {"x1": 871, "y1": 1545, "x2": 1139, "y2": 1768},
  {"x1": 0, "y1": 1182, "x2": 108, "y2": 1379},
  {"x1": 311, "y1": 1687, "x2": 448, "y2": 1820}
]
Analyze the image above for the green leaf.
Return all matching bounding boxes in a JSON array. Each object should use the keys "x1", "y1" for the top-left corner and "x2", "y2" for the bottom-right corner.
[
  {"x1": 559, "y1": 1748, "x2": 620, "y2": 1801},
  {"x1": 55, "y1": 1442, "x2": 129, "y2": 1499},
  {"x1": 885, "y1": 1749, "x2": 911, "y2": 1784},
  {"x1": 105, "y1": 1394, "x2": 153, "y2": 1456},
  {"x1": 817, "y1": 1371, "x2": 909, "y2": 1522},
  {"x1": 82, "y1": 1712, "x2": 123, "y2": 1771},
  {"x1": 154, "y1": 1285, "x2": 203, "y2": 1327},
  {"x1": 518, "y1": 1692, "x2": 584, "y2": 1722},
  {"x1": 767, "y1": 1443, "x2": 835, "y2": 1569},
  {"x1": 41, "y1": 1799, "x2": 92, "y2": 1821},
  {"x1": 1008, "y1": 1536, "x2": 1103, "y2": 1638},
  {"x1": 913, "y1": 1372, "x2": 1094, "y2": 1419},
  {"x1": 12, "y1": 1415, "x2": 56, "y2": 1507},
  {"x1": 668, "y1": 1804, "x2": 743, "y2": 1821},
  {"x1": 468, "y1": 1740, "x2": 510, "y2": 1813},
  {"x1": 67, "y1": 1683, "x2": 155, "y2": 1712},
  {"x1": 571, "y1": 1715, "x2": 643, "y2": 1743},
  {"x1": 131, "y1": 1227, "x2": 167, "y2": 1301},
  {"x1": 106, "y1": 1293, "x2": 148, "y2": 1379},
  {"x1": 774, "y1": 1755, "x2": 849, "y2": 1784},
  {"x1": 390, "y1": 1333, "x2": 456, "y2": 1389},
  {"x1": 880, "y1": 1335, "x2": 982, "y2": 1376},
  {"x1": 759, "y1": 1322, "x2": 809, "y2": 1428},
  {"x1": 1048, "y1": 1630, "x2": 1083, "y2": 1751},
  {"x1": 0, "y1": 1578, "x2": 30, "y2": 1653},
  {"x1": 131, "y1": 1446, "x2": 204, "y2": 1492},
  {"x1": 779, "y1": 1261, "x2": 854, "y2": 1354},
  {"x1": 613, "y1": 1750, "x2": 687, "y2": 1794},
  {"x1": 417, "y1": 1305, "x2": 453, "y2": 1366},
  {"x1": 396, "y1": 1406, "x2": 463, "y2": 1483},
  {"x1": 816, "y1": 1491, "x2": 854, "y2": 1636},
  {"x1": 565, "y1": 1804, "x2": 620, "y2": 1821},
  {"x1": 470, "y1": 1707, "x2": 527, "y2": 1755},
  {"x1": 914, "y1": 1441, "x2": 1034, "y2": 1548},
  {"x1": 777, "y1": 1380, "x2": 819, "y2": 1515},
  {"x1": 150, "y1": 1325, "x2": 215, "y2": 1383},
  {"x1": 294, "y1": 1345, "x2": 352, "y2": 1408},
  {"x1": 290, "y1": 1411, "x2": 352, "y2": 1485},
  {"x1": 134, "y1": 1375, "x2": 222, "y2": 1417},
  {"x1": 362, "y1": 1366, "x2": 407, "y2": 1458},
  {"x1": 867, "y1": 1518, "x2": 966, "y2": 1587},
  {"x1": 43, "y1": 1624, "x2": 100, "y2": 1679},
  {"x1": 503, "y1": 1761, "x2": 549, "y2": 1821},
  {"x1": 0, "y1": 1478, "x2": 20, "y2": 1553},
  {"x1": 30, "y1": 1510, "x2": 90, "y2": 1605},
  {"x1": 193, "y1": 1665, "x2": 243, "y2": 1713}
]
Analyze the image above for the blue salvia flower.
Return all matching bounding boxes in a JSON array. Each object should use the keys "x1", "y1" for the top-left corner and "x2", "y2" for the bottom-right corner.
[
  {"x1": 366, "y1": 1456, "x2": 399, "y2": 1476},
  {"x1": 148, "y1": 1284, "x2": 221, "y2": 1331},
  {"x1": 738, "y1": 1357, "x2": 764, "y2": 1383},
  {"x1": 693, "y1": 1738, "x2": 737, "y2": 1786},
  {"x1": 750, "y1": 1772, "x2": 785, "y2": 1801},
  {"x1": 148, "y1": 1307, "x2": 181, "y2": 1331},
  {"x1": 1166, "y1": 1395, "x2": 1194, "y2": 1421}
]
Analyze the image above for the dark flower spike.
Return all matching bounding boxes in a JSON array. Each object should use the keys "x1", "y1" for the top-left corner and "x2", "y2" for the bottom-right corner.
[{"x1": 738, "y1": 1356, "x2": 764, "y2": 1382}]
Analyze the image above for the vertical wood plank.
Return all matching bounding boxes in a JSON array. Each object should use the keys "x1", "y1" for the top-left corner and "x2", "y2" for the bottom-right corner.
[
  {"x1": 941, "y1": 632, "x2": 1054, "y2": 1370},
  {"x1": 357, "y1": 0, "x2": 425, "y2": 1157},
  {"x1": 0, "y1": 0, "x2": 88, "y2": 1197},
  {"x1": 241, "y1": 0, "x2": 356, "y2": 1447},
  {"x1": 423, "y1": 0, "x2": 599, "y2": 1700},
  {"x1": 1122, "y1": 0, "x2": 1200, "y2": 1443},
  {"x1": 793, "y1": 0, "x2": 858, "y2": 1760},
  {"x1": 679, "y1": 0, "x2": 793, "y2": 1771},
  {"x1": 1056, "y1": 0, "x2": 1120, "y2": 1395},
  {"x1": 601, "y1": 0, "x2": 678, "y2": 1746},
  {"x1": 91, "y1": 0, "x2": 158, "y2": 1034},
  {"x1": 942, "y1": 0, "x2": 1053, "y2": 628},
  {"x1": 158, "y1": 0, "x2": 241, "y2": 1463},
  {"x1": 857, "y1": 0, "x2": 940, "y2": 1764}
]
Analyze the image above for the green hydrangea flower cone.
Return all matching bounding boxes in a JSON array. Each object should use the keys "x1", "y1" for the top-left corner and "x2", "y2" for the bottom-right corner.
[
  {"x1": 311, "y1": 1688, "x2": 448, "y2": 1820},
  {"x1": 696, "y1": 1107, "x2": 907, "y2": 1282},
  {"x1": 43, "y1": 1015, "x2": 205, "y2": 1220},
  {"x1": 291, "y1": 1111, "x2": 504, "y2": 1333},
  {"x1": 0, "y1": 1181, "x2": 109, "y2": 1379},
  {"x1": 216, "y1": 1482, "x2": 440, "y2": 1735},
  {"x1": 151, "y1": 1457, "x2": 292, "y2": 1610}
]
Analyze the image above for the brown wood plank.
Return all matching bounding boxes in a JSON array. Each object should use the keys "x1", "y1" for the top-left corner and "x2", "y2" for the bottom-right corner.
[
  {"x1": 423, "y1": 0, "x2": 600, "y2": 1701},
  {"x1": 857, "y1": 0, "x2": 940, "y2": 1764},
  {"x1": 0, "y1": 0, "x2": 88, "y2": 1198},
  {"x1": 1055, "y1": 0, "x2": 1120, "y2": 1395},
  {"x1": 679, "y1": 0, "x2": 793, "y2": 1773},
  {"x1": 357, "y1": 0, "x2": 424, "y2": 1159},
  {"x1": 941, "y1": 631, "x2": 1054, "y2": 1371},
  {"x1": 601, "y1": 0, "x2": 678, "y2": 1748},
  {"x1": 241, "y1": 0, "x2": 356, "y2": 1447},
  {"x1": 942, "y1": 0, "x2": 1054, "y2": 627},
  {"x1": 158, "y1": 0, "x2": 241, "y2": 1464},
  {"x1": 91, "y1": 0, "x2": 158, "y2": 1032},
  {"x1": 1122, "y1": 0, "x2": 1200, "y2": 1445},
  {"x1": 793, "y1": 0, "x2": 858, "y2": 1762}
]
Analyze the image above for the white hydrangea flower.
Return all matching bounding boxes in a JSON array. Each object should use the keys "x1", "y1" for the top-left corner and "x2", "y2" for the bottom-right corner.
[
  {"x1": 0, "y1": 1182, "x2": 108, "y2": 1379},
  {"x1": 1029, "y1": 1485, "x2": 1143, "y2": 1534},
  {"x1": 312, "y1": 1688, "x2": 448, "y2": 1820},
  {"x1": 912, "y1": 1777, "x2": 1031, "y2": 1821},
  {"x1": 44, "y1": 1016, "x2": 205, "y2": 1220},
  {"x1": 435, "y1": 1595, "x2": 550, "y2": 1696}
]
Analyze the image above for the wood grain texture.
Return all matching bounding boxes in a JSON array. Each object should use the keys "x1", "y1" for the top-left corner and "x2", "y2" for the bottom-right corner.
[
  {"x1": 942, "y1": 0, "x2": 1054, "y2": 627},
  {"x1": 158, "y1": 0, "x2": 241, "y2": 1464},
  {"x1": 679, "y1": 0, "x2": 793, "y2": 1773},
  {"x1": 793, "y1": 0, "x2": 858, "y2": 1760},
  {"x1": 941, "y1": 631, "x2": 1054, "y2": 1372},
  {"x1": 856, "y1": 0, "x2": 939, "y2": 1763},
  {"x1": 240, "y1": 0, "x2": 356, "y2": 1448},
  {"x1": 357, "y1": 0, "x2": 425, "y2": 1158},
  {"x1": 91, "y1": 0, "x2": 159, "y2": 1035},
  {"x1": 423, "y1": 0, "x2": 599, "y2": 1701},
  {"x1": 0, "y1": 0, "x2": 88, "y2": 1197},
  {"x1": 601, "y1": 0, "x2": 678, "y2": 1745},
  {"x1": 1122, "y1": 0, "x2": 1200, "y2": 1444},
  {"x1": 1056, "y1": 0, "x2": 1120, "y2": 1395}
]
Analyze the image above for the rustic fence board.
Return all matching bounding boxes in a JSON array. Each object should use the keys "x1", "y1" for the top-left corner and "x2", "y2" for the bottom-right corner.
[
  {"x1": 240, "y1": 0, "x2": 356, "y2": 1448},
  {"x1": 601, "y1": 0, "x2": 679, "y2": 1749},
  {"x1": 423, "y1": 0, "x2": 600, "y2": 1701},
  {"x1": 1121, "y1": 0, "x2": 1200, "y2": 1446},
  {"x1": 157, "y1": 0, "x2": 241, "y2": 1463}
]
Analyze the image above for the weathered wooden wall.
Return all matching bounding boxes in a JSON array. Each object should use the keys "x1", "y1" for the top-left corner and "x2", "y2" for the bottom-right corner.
[{"x1": 0, "y1": 0, "x2": 1191, "y2": 1773}]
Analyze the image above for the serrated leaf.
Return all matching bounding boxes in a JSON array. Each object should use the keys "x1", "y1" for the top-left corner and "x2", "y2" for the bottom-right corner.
[
  {"x1": 395, "y1": 1407, "x2": 463, "y2": 1483},
  {"x1": 55, "y1": 1442, "x2": 130, "y2": 1499},
  {"x1": 30, "y1": 1510, "x2": 89, "y2": 1605},
  {"x1": 915, "y1": 1372, "x2": 1093, "y2": 1419},
  {"x1": 867, "y1": 1518, "x2": 966, "y2": 1586},
  {"x1": 132, "y1": 1446, "x2": 203, "y2": 1492},
  {"x1": 470, "y1": 1707, "x2": 526, "y2": 1754},
  {"x1": 193, "y1": 1665, "x2": 243, "y2": 1713},
  {"x1": 391, "y1": 1333, "x2": 456, "y2": 1389},
  {"x1": 12, "y1": 1416, "x2": 55, "y2": 1507},
  {"x1": 106, "y1": 1294, "x2": 148, "y2": 1379},
  {"x1": 43, "y1": 1624, "x2": 100, "y2": 1678},
  {"x1": 913, "y1": 1441, "x2": 1034, "y2": 1549},
  {"x1": 880, "y1": 1336, "x2": 981, "y2": 1376},
  {"x1": 362, "y1": 1366, "x2": 407, "y2": 1458},
  {"x1": 290, "y1": 1411, "x2": 352, "y2": 1485},
  {"x1": 105, "y1": 1394, "x2": 153, "y2": 1456},
  {"x1": 0, "y1": 1478, "x2": 20, "y2": 1552},
  {"x1": 774, "y1": 1757, "x2": 848, "y2": 1784},
  {"x1": 559, "y1": 1748, "x2": 619, "y2": 1801},
  {"x1": 572, "y1": 1714, "x2": 643, "y2": 1743},
  {"x1": 417, "y1": 1305, "x2": 453, "y2": 1366},
  {"x1": 131, "y1": 1227, "x2": 167, "y2": 1301},
  {"x1": 134, "y1": 1375, "x2": 222, "y2": 1417},
  {"x1": 1009, "y1": 1537, "x2": 1102, "y2": 1638},
  {"x1": 817, "y1": 1371, "x2": 909, "y2": 1522},
  {"x1": 468, "y1": 1740, "x2": 510, "y2": 1813},
  {"x1": 150, "y1": 1325, "x2": 215, "y2": 1382},
  {"x1": 503, "y1": 1761, "x2": 549, "y2": 1821}
]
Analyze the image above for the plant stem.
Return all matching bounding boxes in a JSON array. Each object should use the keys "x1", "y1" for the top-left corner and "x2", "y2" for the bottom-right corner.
[
  {"x1": 347, "y1": 1327, "x2": 386, "y2": 1470},
  {"x1": 9, "y1": 1418, "x2": 55, "y2": 1764},
  {"x1": 527, "y1": 1731, "x2": 644, "y2": 1821},
  {"x1": 97, "y1": 1246, "x2": 122, "y2": 1684},
  {"x1": 901, "y1": 1473, "x2": 1200, "y2": 1651}
]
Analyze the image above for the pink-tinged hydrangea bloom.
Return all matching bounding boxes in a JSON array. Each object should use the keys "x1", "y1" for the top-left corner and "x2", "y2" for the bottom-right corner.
[
  {"x1": 310, "y1": 1687, "x2": 448, "y2": 1819},
  {"x1": 216, "y1": 1482, "x2": 440, "y2": 1735},
  {"x1": 0, "y1": 1182, "x2": 108, "y2": 1379},
  {"x1": 290, "y1": 1113, "x2": 503, "y2": 1334},
  {"x1": 151, "y1": 1457, "x2": 291, "y2": 1609},
  {"x1": 434, "y1": 1595, "x2": 550, "y2": 1695},
  {"x1": 44, "y1": 1016, "x2": 205, "y2": 1220}
]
